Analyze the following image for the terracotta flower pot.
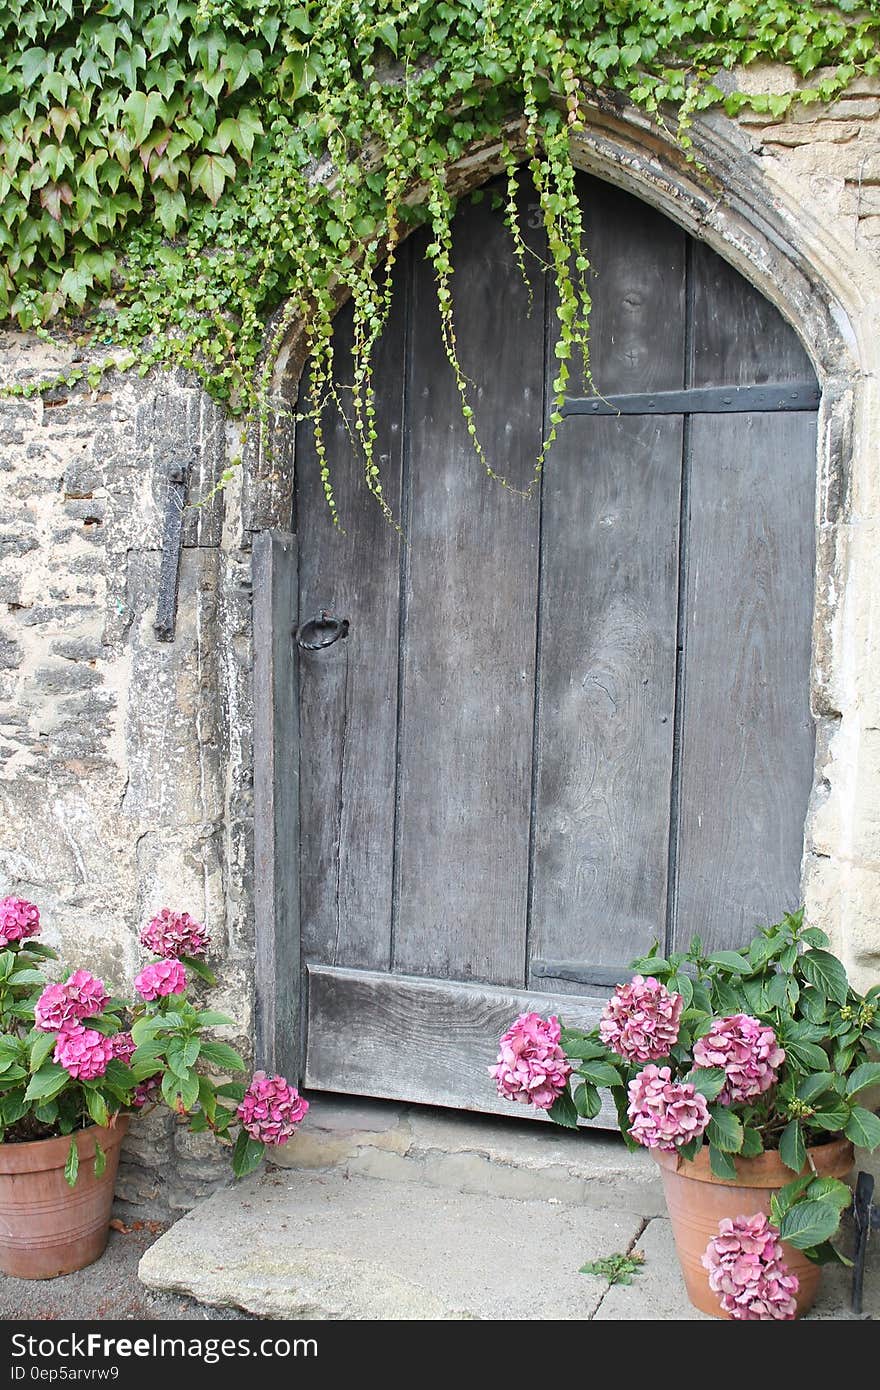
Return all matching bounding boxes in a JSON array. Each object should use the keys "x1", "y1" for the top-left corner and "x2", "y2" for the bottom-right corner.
[
  {"x1": 0, "y1": 1117, "x2": 129, "y2": 1279},
  {"x1": 653, "y1": 1136, "x2": 854, "y2": 1318}
]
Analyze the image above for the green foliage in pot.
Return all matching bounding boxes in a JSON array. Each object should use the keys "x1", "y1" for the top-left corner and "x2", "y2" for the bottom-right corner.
[{"x1": 492, "y1": 910, "x2": 880, "y2": 1265}]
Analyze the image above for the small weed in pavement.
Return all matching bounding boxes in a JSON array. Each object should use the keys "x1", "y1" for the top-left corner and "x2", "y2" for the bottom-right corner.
[{"x1": 579, "y1": 1250, "x2": 646, "y2": 1287}]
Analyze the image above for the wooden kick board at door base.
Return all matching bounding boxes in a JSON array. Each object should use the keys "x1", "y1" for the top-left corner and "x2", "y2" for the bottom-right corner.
[{"x1": 304, "y1": 963, "x2": 617, "y2": 1126}]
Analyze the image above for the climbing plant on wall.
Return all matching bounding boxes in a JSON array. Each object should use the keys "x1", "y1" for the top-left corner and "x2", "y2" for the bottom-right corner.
[{"x1": 1, "y1": 1, "x2": 878, "y2": 518}]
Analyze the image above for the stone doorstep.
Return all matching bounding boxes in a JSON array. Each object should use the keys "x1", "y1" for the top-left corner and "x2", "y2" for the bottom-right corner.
[
  {"x1": 137, "y1": 1096, "x2": 880, "y2": 1321},
  {"x1": 138, "y1": 1165, "x2": 651, "y2": 1320},
  {"x1": 137, "y1": 1164, "x2": 880, "y2": 1321},
  {"x1": 264, "y1": 1093, "x2": 666, "y2": 1216}
]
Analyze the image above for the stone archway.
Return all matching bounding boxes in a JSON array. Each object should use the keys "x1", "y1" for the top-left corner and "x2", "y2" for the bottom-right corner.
[{"x1": 247, "y1": 98, "x2": 875, "y2": 1076}]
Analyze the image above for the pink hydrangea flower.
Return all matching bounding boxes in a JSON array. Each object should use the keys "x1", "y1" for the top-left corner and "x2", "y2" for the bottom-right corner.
[
  {"x1": 693, "y1": 1014, "x2": 786, "y2": 1105},
  {"x1": 0, "y1": 896, "x2": 40, "y2": 947},
  {"x1": 53, "y1": 1024, "x2": 114, "y2": 1081},
  {"x1": 110, "y1": 1032, "x2": 136, "y2": 1064},
  {"x1": 134, "y1": 958, "x2": 187, "y2": 1001},
  {"x1": 131, "y1": 1075, "x2": 161, "y2": 1109},
  {"x1": 34, "y1": 970, "x2": 109, "y2": 1032},
  {"x1": 489, "y1": 1012, "x2": 572, "y2": 1111},
  {"x1": 237, "y1": 1072, "x2": 309, "y2": 1145},
  {"x1": 702, "y1": 1213, "x2": 799, "y2": 1320},
  {"x1": 140, "y1": 908, "x2": 210, "y2": 960},
  {"x1": 626, "y1": 1064, "x2": 711, "y2": 1150},
  {"x1": 599, "y1": 974, "x2": 683, "y2": 1063}
]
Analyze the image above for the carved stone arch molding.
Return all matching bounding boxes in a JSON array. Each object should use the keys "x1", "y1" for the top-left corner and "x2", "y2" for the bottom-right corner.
[{"x1": 249, "y1": 99, "x2": 872, "y2": 1072}]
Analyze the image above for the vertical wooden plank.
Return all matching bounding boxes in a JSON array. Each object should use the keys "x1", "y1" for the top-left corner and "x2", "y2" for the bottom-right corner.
[
  {"x1": 529, "y1": 177, "x2": 686, "y2": 988},
  {"x1": 671, "y1": 243, "x2": 817, "y2": 952},
  {"x1": 392, "y1": 183, "x2": 545, "y2": 985},
  {"x1": 295, "y1": 259, "x2": 408, "y2": 971},
  {"x1": 252, "y1": 529, "x2": 300, "y2": 1079},
  {"x1": 687, "y1": 241, "x2": 815, "y2": 386}
]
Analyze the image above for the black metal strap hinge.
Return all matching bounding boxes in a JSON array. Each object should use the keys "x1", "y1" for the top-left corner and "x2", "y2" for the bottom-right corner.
[
  {"x1": 562, "y1": 381, "x2": 820, "y2": 418},
  {"x1": 154, "y1": 458, "x2": 192, "y2": 643}
]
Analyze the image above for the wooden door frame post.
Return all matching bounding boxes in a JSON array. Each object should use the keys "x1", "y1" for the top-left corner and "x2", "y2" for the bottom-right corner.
[{"x1": 252, "y1": 529, "x2": 301, "y2": 1080}]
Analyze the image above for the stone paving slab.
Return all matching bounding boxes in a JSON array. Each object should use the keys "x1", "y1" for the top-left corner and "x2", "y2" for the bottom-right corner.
[
  {"x1": 138, "y1": 1167, "x2": 645, "y2": 1320},
  {"x1": 593, "y1": 1214, "x2": 880, "y2": 1321}
]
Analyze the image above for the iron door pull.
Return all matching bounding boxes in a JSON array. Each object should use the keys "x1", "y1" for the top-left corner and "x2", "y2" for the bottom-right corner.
[{"x1": 296, "y1": 611, "x2": 350, "y2": 650}]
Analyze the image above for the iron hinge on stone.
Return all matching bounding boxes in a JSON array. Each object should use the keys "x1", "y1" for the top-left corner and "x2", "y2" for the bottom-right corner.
[{"x1": 154, "y1": 458, "x2": 192, "y2": 642}]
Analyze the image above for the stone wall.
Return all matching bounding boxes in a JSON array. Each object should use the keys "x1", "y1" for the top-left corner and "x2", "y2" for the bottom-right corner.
[
  {"x1": 0, "y1": 66, "x2": 878, "y2": 1213},
  {"x1": 0, "y1": 335, "x2": 253, "y2": 1213}
]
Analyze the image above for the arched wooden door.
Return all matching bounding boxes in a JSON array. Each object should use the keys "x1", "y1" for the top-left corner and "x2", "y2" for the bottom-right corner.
[{"x1": 292, "y1": 171, "x2": 818, "y2": 1119}]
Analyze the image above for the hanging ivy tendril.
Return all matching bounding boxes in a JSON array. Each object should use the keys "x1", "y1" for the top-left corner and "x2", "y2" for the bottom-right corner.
[{"x1": 2, "y1": 0, "x2": 878, "y2": 523}]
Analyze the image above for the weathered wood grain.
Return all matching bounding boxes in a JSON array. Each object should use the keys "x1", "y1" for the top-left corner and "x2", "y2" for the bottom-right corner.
[
  {"x1": 670, "y1": 242, "x2": 817, "y2": 951},
  {"x1": 671, "y1": 410, "x2": 816, "y2": 951},
  {"x1": 688, "y1": 240, "x2": 814, "y2": 388},
  {"x1": 295, "y1": 258, "x2": 408, "y2": 970},
  {"x1": 252, "y1": 530, "x2": 300, "y2": 1079},
  {"x1": 305, "y1": 963, "x2": 615, "y2": 1125},
  {"x1": 392, "y1": 185, "x2": 545, "y2": 985},
  {"x1": 529, "y1": 179, "x2": 685, "y2": 988}
]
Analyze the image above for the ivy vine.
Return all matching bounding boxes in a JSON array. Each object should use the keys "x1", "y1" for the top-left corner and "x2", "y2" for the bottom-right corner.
[{"x1": 1, "y1": 1, "x2": 877, "y2": 519}]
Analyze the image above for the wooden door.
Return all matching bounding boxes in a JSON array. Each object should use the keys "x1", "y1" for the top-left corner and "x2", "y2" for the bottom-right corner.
[{"x1": 292, "y1": 172, "x2": 818, "y2": 1119}]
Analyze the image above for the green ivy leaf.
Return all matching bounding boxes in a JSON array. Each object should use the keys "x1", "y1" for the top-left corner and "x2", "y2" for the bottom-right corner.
[
  {"x1": 190, "y1": 152, "x2": 236, "y2": 205},
  {"x1": 123, "y1": 90, "x2": 166, "y2": 146}
]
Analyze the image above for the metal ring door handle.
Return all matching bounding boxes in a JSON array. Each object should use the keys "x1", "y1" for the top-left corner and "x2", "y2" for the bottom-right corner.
[{"x1": 296, "y1": 611, "x2": 350, "y2": 650}]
